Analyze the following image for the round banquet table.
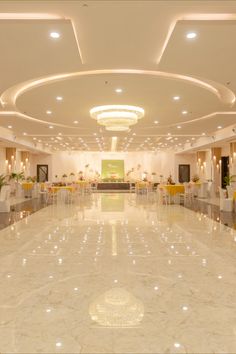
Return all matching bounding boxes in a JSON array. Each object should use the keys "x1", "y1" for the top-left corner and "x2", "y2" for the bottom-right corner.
[
  {"x1": 50, "y1": 186, "x2": 74, "y2": 193},
  {"x1": 164, "y1": 184, "x2": 185, "y2": 195},
  {"x1": 22, "y1": 182, "x2": 34, "y2": 197}
]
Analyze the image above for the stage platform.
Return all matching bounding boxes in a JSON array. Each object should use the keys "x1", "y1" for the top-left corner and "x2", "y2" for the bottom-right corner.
[{"x1": 96, "y1": 182, "x2": 131, "y2": 190}]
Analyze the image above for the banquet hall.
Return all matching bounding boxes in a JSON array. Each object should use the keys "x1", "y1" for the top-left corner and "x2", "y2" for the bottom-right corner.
[{"x1": 1, "y1": 0, "x2": 236, "y2": 353}]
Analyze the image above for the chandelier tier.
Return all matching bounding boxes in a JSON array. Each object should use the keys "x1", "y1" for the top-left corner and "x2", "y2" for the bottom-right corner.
[{"x1": 90, "y1": 105, "x2": 145, "y2": 131}]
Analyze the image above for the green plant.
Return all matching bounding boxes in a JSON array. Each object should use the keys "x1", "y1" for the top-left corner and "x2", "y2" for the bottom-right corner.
[
  {"x1": 0, "y1": 174, "x2": 8, "y2": 190},
  {"x1": 224, "y1": 175, "x2": 236, "y2": 186},
  {"x1": 9, "y1": 172, "x2": 25, "y2": 182}
]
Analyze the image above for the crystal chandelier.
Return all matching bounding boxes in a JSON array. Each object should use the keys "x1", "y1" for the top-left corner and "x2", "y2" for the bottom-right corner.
[{"x1": 90, "y1": 105, "x2": 145, "y2": 131}]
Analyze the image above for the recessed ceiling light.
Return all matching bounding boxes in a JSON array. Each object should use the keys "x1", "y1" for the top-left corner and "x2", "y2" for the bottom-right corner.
[
  {"x1": 217, "y1": 125, "x2": 222, "y2": 129},
  {"x1": 23, "y1": 132, "x2": 27, "y2": 136},
  {"x1": 46, "y1": 110, "x2": 52, "y2": 115},
  {"x1": 50, "y1": 32, "x2": 60, "y2": 39},
  {"x1": 49, "y1": 125, "x2": 54, "y2": 129},
  {"x1": 115, "y1": 88, "x2": 123, "y2": 93},
  {"x1": 154, "y1": 120, "x2": 159, "y2": 124},
  {"x1": 186, "y1": 32, "x2": 197, "y2": 39},
  {"x1": 202, "y1": 132, "x2": 206, "y2": 136},
  {"x1": 8, "y1": 125, "x2": 12, "y2": 129},
  {"x1": 73, "y1": 120, "x2": 78, "y2": 124},
  {"x1": 177, "y1": 125, "x2": 181, "y2": 129},
  {"x1": 56, "y1": 96, "x2": 63, "y2": 101},
  {"x1": 182, "y1": 110, "x2": 188, "y2": 115},
  {"x1": 173, "y1": 96, "x2": 180, "y2": 101}
]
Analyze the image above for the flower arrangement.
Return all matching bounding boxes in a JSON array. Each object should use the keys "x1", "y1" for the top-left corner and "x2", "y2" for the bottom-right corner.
[
  {"x1": 70, "y1": 172, "x2": 75, "y2": 176},
  {"x1": 192, "y1": 174, "x2": 200, "y2": 183},
  {"x1": 62, "y1": 174, "x2": 67, "y2": 178},
  {"x1": 26, "y1": 176, "x2": 36, "y2": 183},
  {"x1": 167, "y1": 174, "x2": 174, "y2": 185}
]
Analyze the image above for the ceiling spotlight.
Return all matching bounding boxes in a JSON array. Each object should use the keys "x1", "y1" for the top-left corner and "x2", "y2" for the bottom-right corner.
[
  {"x1": 50, "y1": 32, "x2": 60, "y2": 39},
  {"x1": 186, "y1": 32, "x2": 197, "y2": 39},
  {"x1": 73, "y1": 120, "x2": 79, "y2": 124},
  {"x1": 8, "y1": 125, "x2": 12, "y2": 129},
  {"x1": 46, "y1": 110, "x2": 52, "y2": 115},
  {"x1": 115, "y1": 88, "x2": 123, "y2": 93},
  {"x1": 202, "y1": 132, "x2": 206, "y2": 136},
  {"x1": 177, "y1": 126, "x2": 182, "y2": 129},
  {"x1": 23, "y1": 132, "x2": 27, "y2": 136},
  {"x1": 182, "y1": 110, "x2": 188, "y2": 115},
  {"x1": 56, "y1": 96, "x2": 63, "y2": 101},
  {"x1": 154, "y1": 120, "x2": 159, "y2": 124},
  {"x1": 217, "y1": 125, "x2": 222, "y2": 129},
  {"x1": 173, "y1": 96, "x2": 180, "y2": 101},
  {"x1": 49, "y1": 125, "x2": 54, "y2": 129}
]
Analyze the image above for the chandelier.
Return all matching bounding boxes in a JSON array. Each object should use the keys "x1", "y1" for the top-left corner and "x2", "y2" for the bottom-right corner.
[{"x1": 90, "y1": 105, "x2": 145, "y2": 131}]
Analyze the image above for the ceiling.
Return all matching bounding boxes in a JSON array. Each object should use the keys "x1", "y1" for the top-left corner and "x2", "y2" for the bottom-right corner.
[{"x1": 1, "y1": 0, "x2": 236, "y2": 152}]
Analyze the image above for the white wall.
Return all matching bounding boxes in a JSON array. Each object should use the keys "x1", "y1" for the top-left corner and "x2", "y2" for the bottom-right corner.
[
  {"x1": 30, "y1": 154, "x2": 52, "y2": 181},
  {"x1": 29, "y1": 150, "x2": 202, "y2": 182},
  {"x1": 50, "y1": 150, "x2": 175, "y2": 181}
]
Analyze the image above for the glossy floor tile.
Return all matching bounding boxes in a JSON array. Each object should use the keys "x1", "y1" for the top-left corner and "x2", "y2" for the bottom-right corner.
[{"x1": 1, "y1": 193, "x2": 236, "y2": 353}]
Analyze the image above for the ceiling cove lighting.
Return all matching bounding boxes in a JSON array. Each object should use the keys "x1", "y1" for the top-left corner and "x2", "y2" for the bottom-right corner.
[{"x1": 90, "y1": 105, "x2": 144, "y2": 132}]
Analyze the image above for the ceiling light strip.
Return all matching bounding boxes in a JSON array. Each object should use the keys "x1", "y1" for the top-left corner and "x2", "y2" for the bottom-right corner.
[{"x1": 1, "y1": 69, "x2": 233, "y2": 110}]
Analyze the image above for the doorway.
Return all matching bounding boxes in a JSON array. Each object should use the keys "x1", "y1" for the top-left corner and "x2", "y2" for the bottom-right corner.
[
  {"x1": 178, "y1": 164, "x2": 190, "y2": 183},
  {"x1": 37, "y1": 165, "x2": 48, "y2": 182},
  {"x1": 221, "y1": 156, "x2": 229, "y2": 188}
]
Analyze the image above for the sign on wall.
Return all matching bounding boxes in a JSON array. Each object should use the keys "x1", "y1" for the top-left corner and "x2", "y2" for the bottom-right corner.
[{"x1": 101, "y1": 160, "x2": 125, "y2": 181}]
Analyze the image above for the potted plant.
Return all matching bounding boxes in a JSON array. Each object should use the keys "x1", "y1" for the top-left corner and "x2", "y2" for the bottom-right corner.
[
  {"x1": 9, "y1": 172, "x2": 25, "y2": 197},
  {"x1": 9, "y1": 172, "x2": 25, "y2": 182},
  {"x1": 224, "y1": 175, "x2": 236, "y2": 188}
]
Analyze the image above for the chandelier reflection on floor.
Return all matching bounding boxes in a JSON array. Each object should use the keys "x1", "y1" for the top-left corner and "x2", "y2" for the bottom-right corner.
[{"x1": 89, "y1": 287, "x2": 144, "y2": 327}]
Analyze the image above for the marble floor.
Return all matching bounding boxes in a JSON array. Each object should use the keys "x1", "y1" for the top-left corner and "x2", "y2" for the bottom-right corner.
[{"x1": 1, "y1": 193, "x2": 236, "y2": 353}]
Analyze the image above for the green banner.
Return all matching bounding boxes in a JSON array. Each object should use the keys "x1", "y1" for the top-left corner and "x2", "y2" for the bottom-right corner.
[{"x1": 101, "y1": 160, "x2": 124, "y2": 181}]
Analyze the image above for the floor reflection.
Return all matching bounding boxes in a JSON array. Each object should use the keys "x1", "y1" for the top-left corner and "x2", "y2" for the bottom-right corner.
[
  {"x1": 89, "y1": 288, "x2": 144, "y2": 327},
  {"x1": 1, "y1": 193, "x2": 236, "y2": 353}
]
